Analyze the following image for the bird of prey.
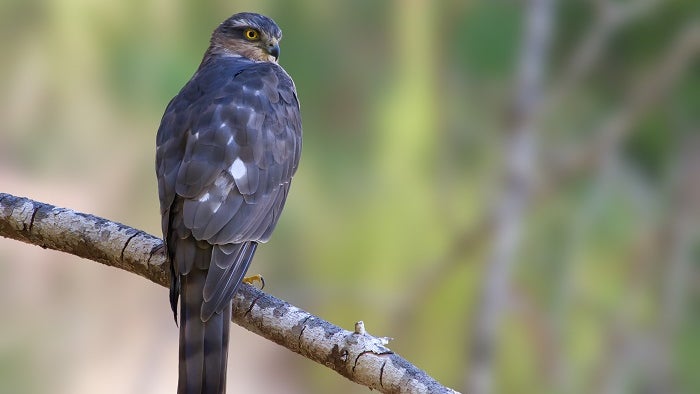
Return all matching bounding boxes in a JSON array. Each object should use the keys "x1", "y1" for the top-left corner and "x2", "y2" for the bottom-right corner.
[{"x1": 155, "y1": 12, "x2": 302, "y2": 394}]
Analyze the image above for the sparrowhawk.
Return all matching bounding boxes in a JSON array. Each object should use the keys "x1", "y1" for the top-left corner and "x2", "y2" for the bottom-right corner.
[{"x1": 155, "y1": 12, "x2": 302, "y2": 394}]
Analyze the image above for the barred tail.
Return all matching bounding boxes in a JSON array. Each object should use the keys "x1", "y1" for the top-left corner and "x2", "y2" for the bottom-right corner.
[{"x1": 178, "y1": 267, "x2": 230, "y2": 394}]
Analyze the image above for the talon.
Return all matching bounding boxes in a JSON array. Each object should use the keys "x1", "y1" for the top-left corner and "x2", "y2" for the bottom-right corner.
[{"x1": 243, "y1": 274, "x2": 265, "y2": 289}]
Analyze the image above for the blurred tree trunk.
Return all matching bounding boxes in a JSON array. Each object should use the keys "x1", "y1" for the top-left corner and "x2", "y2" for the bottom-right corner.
[{"x1": 465, "y1": 0, "x2": 554, "y2": 393}]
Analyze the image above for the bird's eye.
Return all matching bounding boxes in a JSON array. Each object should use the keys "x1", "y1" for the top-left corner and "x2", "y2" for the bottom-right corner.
[{"x1": 244, "y1": 28, "x2": 260, "y2": 41}]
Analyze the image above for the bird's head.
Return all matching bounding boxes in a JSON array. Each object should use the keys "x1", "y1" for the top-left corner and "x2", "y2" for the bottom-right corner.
[{"x1": 208, "y1": 12, "x2": 282, "y2": 63}]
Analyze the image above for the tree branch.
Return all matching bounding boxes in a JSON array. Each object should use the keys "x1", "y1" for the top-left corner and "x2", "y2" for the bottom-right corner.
[{"x1": 0, "y1": 192, "x2": 459, "y2": 394}]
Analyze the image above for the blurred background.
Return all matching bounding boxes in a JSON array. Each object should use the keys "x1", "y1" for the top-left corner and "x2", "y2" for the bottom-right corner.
[{"x1": 0, "y1": 0, "x2": 698, "y2": 393}]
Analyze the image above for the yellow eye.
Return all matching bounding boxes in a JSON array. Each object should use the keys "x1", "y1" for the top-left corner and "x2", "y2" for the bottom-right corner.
[{"x1": 244, "y1": 28, "x2": 260, "y2": 40}]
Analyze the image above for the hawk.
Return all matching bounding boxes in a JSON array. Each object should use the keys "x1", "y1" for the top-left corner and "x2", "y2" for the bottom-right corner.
[{"x1": 155, "y1": 12, "x2": 302, "y2": 394}]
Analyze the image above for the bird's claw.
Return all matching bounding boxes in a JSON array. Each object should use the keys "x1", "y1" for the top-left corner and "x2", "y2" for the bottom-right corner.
[{"x1": 243, "y1": 274, "x2": 265, "y2": 289}]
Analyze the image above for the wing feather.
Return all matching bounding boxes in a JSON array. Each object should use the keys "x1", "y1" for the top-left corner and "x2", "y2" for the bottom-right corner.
[
  {"x1": 156, "y1": 56, "x2": 302, "y2": 317},
  {"x1": 176, "y1": 62, "x2": 300, "y2": 244}
]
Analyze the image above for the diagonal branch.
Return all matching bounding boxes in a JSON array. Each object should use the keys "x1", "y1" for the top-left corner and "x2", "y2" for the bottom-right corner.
[{"x1": 0, "y1": 192, "x2": 459, "y2": 394}]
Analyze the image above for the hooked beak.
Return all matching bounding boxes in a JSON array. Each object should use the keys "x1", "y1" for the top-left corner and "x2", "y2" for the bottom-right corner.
[{"x1": 267, "y1": 42, "x2": 280, "y2": 61}]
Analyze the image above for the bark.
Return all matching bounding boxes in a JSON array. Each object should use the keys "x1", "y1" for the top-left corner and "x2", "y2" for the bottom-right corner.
[{"x1": 0, "y1": 192, "x2": 459, "y2": 394}]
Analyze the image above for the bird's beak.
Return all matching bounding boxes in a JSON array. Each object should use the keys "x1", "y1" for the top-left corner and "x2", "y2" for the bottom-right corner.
[{"x1": 267, "y1": 42, "x2": 280, "y2": 61}]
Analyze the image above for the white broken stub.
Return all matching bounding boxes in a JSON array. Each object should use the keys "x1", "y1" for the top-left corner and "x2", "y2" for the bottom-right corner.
[{"x1": 352, "y1": 321, "x2": 392, "y2": 346}]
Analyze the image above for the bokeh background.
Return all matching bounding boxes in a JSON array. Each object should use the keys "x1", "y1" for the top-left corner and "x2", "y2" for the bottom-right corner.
[{"x1": 1, "y1": 1, "x2": 699, "y2": 393}]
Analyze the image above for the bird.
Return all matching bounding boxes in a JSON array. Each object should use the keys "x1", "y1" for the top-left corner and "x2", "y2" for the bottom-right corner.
[{"x1": 155, "y1": 12, "x2": 302, "y2": 394}]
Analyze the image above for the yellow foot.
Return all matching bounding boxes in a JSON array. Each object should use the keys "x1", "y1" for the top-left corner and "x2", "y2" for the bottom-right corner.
[{"x1": 243, "y1": 274, "x2": 265, "y2": 289}]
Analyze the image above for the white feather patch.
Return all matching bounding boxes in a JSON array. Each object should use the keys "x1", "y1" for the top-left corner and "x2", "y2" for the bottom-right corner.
[{"x1": 228, "y1": 158, "x2": 247, "y2": 180}]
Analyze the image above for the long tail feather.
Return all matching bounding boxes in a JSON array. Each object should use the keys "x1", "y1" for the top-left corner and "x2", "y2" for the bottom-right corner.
[{"x1": 178, "y1": 266, "x2": 230, "y2": 394}]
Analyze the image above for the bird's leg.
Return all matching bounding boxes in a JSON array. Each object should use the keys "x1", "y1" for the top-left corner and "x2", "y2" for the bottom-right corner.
[{"x1": 243, "y1": 274, "x2": 265, "y2": 289}]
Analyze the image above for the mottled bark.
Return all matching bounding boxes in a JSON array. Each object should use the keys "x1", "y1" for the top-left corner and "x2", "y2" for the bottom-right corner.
[{"x1": 0, "y1": 192, "x2": 459, "y2": 394}]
